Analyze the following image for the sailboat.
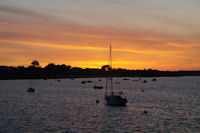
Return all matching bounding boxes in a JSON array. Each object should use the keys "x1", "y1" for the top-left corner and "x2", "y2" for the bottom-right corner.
[
  {"x1": 105, "y1": 46, "x2": 127, "y2": 106},
  {"x1": 27, "y1": 80, "x2": 35, "y2": 92}
]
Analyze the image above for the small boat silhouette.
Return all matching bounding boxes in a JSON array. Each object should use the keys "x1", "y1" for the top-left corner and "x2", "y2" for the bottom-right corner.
[
  {"x1": 81, "y1": 81, "x2": 86, "y2": 84},
  {"x1": 27, "y1": 87, "x2": 35, "y2": 92},
  {"x1": 93, "y1": 82, "x2": 103, "y2": 89},
  {"x1": 152, "y1": 78, "x2": 157, "y2": 81},
  {"x1": 87, "y1": 80, "x2": 93, "y2": 83},
  {"x1": 93, "y1": 86, "x2": 103, "y2": 89}
]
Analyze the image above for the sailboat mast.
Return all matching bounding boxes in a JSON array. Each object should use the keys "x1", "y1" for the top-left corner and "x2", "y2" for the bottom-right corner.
[
  {"x1": 105, "y1": 45, "x2": 114, "y2": 95},
  {"x1": 109, "y1": 45, "x2": 113, "y2": 94}
]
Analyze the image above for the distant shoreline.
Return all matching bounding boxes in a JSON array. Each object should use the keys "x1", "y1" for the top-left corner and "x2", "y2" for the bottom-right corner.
[
  {"x1": 1, "y1": 75, "x2": 200, "y2": 80},
  {"x1": 1, "y1": 65, "x2": 200, "y2": 80}
]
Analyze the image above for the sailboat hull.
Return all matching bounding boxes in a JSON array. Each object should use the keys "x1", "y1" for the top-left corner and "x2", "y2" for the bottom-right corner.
[{"x1": 105, "y1": 95, "x2": 127, "y2": 106}]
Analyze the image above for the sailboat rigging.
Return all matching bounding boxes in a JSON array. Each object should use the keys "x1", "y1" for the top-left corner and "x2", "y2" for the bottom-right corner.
[{"x1": 105, "y1": 45, "x2": 127, "y2": 106}]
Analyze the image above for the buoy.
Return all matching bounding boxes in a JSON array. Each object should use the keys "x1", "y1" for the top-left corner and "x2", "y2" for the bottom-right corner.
[
  {"x1": 27, "y1": 88, "x2": 35, "y2": 92},
  {"x1": 143, "y1": 110, "x2": 148, "y2": 113},
  {"x1": 143, "y1": 80, "x2": 147, "y2": 83},
  {"x1": 96, "y1": 99, "x2": 99, "y2": 103}
]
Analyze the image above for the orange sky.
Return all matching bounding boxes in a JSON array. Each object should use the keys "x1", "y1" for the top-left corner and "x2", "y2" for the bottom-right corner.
[{"x1": 0, "y1": 0, "x2": 200, "y2": 70}]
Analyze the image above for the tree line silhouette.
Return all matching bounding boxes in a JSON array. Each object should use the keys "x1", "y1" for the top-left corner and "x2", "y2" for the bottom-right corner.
[{"x1": 0, "y1": 60, "x2": 200, "y2": 80}]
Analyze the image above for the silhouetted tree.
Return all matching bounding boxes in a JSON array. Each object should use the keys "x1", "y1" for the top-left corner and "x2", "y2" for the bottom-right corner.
[
  {"x1": 45, "y1": 63, "x2": 56, "y2": 70},
  {"x1": 101, "y1": 65, "x2": 111, "y2": 71},
  {"x1": 66, "y1": 65, "x2": 71, "y2": 71},
  {"x1": 72, "y1": 67, "x2": 82, "y2": 71},
  {"x1": 58, "y1": 64, "x2": 71, "y2": 71},
  {"x1": 31, "y1": 60, "x2": 40, "y2": 68}
]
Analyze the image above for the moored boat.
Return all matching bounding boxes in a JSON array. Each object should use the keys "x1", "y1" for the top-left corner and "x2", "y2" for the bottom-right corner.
[{"x1": 105, "y1": 46, "x2": 127, "y2": 106}]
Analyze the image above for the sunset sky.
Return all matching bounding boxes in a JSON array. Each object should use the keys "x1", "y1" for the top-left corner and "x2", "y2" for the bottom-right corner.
[{"x1": 0, "y1": 0, "x2": 200, "y2": 70}]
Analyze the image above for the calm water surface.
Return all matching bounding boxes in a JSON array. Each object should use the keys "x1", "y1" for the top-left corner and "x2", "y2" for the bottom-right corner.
[{"x1": 0, "y1": 77, "x2": 200, "y2": 132}]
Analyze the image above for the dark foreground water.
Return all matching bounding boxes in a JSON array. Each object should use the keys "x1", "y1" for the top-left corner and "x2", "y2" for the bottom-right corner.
[{"x1": 0, "y1": 77, "x2": 200, "y2": 132}]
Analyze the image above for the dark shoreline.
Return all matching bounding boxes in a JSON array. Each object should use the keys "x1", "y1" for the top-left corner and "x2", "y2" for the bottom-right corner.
[
  {"x1": 1, "y1": 74, "x2": 200, "y2": 80},
  {"x1": 1, "y1": 65, "x2": 200, "y2": 80},
  {"x1": 1, "y1": 76, "x2": 200, "y2": 80}
]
